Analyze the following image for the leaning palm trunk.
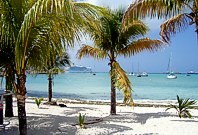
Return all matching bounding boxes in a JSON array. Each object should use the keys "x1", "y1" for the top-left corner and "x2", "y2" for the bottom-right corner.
[
  {"x1": 48, "y1": 74, "x2": 53, "y2": 102},
  {"x1": 16, "y1": 72, "x2": 27, "y2": 135},
  {"x1": 5, "y1": 75, "x2": 14, "y2": 117},
  {"x1": 110, "y1": 60, "x2": 116, "y2": 115}
]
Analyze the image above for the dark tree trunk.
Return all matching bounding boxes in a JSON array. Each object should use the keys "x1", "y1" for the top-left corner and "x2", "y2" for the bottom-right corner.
[
  {"x1": 5, "y1": 75, "x2": 14, "y2": 117},
  {"x1": 48, "y1": 74, "x2": 53, "y2": 102},
  {"x1": 110, "y1": 60, "x2": 116, "y2": 115},
  {"x1": 5, "y1": 94, "x2": 13, "y2": 117},
  {"x1": 110, "y1": 76, "x2": 116, "y2": 115},
  {"x1": 16, "y1": 73, "x2": 27, "y2": 135}
]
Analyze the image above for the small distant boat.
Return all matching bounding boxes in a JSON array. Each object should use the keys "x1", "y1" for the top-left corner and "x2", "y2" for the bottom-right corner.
[
  {"x1": 128, "y1": 72, "x2": 135, "y2": 76},
  {"x1": 167, "y1": 72, "x2": 177, "y2": 79},
  {"x1": 136, "y1": 62, "x2": 141, "y2": 77},
  {"x1": 136, "y1": 74, "x2": 141, "y2": 77},
  {"x1": 167, "y1": 54, "x2": 177, "y2": 79},
  {"x1": 187, "y1": 70, "x2": 198, "y2": 74},
  {"x1": 141, "y1": 72, "x2": 148, "y2": 77},
  {"x1": 128, "y1": 61, "x2": 135, "y2": 76}
]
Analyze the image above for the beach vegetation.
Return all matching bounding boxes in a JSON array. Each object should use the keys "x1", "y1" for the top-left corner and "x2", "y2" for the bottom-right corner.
[
  {"x1": 78, "y1": 8, "x2": 165, "y2": 115},
  {"x1": 123, "y1": 0, "x2": 198, "y2": 43},
  {"x1": 166, "y1": 95, "x2": 197, "y2": 118},
  {"x1": 78, "y1": 113, "x2": 86, "y2": 129},
  {"x1": 34, "y1": 97, "x2": 44, "y2": 108},
  {"x1": 0, "y1": 0, "x2": 106, "y2": 134}
]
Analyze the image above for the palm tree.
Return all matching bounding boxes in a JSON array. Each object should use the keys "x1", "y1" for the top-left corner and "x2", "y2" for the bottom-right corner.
[
  {"x1": 45, "y1": 52, "x2": 71, "y2": 102},
  {"x1": 78, "y1": 8, "x2": 164, "y2": 115},
  {"x1": 0, "y1": 0, "x2": 105, "y2": 134},
  {"x1": 0, "y1": 45, "x2": 15, "y2": 117},
  {"x1": 123, "y1": 0, "x2": 198, "y2": 43}
]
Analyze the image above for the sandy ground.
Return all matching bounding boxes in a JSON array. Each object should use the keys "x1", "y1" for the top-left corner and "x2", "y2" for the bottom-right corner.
[{"x1": 1, "y1": 99, "x2": 198, "y2": 135}]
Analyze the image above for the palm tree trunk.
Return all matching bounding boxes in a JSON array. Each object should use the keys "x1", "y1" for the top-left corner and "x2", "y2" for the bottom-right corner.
[
  {"x1": 48, "y1": 74, "x2": 53, "y2": 102},
  {"x1": 16, "y1": 73, "x2": 27, "y2": 135},
  {"x1": 5, "y1": 94, "x2": 13, "y2": 117},
  {"x1": 110, "y1": 61, "x2": 116, "y2": 115},
  {"x1": 5, "y1": 75, "x2": 14, "y2": 117}
]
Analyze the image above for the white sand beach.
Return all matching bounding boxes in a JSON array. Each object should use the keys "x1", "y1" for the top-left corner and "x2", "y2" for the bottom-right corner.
[{"x1": 2, "y1": 98, "x2": 198, "y2": 135}]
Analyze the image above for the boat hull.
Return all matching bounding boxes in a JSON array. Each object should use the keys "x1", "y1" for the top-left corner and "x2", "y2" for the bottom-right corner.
[{"x1": 167, "y1": 74, "x2": 177, "y2": 79}]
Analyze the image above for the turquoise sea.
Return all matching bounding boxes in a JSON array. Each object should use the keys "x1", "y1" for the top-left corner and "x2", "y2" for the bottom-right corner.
[{"x1": 18, "y1": 73, "x2": 198, "y2": 101}]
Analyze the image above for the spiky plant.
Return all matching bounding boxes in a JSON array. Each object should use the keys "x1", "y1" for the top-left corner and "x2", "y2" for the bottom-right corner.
[
  {"x1": 34, "y1": 97, "x2": 44, "y2": 108},
  {"x1": 78, "y1": 113, "x2": 86, "y2": 129},
  {"x1": 166, "y1": 95, "x2": 197, "y2": 118}
]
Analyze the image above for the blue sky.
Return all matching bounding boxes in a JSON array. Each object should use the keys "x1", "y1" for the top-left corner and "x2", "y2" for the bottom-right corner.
[{"x1": 69, "y1": 0, "x2": 198, "y2": 73}]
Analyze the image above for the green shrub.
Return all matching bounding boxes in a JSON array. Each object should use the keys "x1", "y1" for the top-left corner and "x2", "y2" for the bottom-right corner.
[
  {"x1": 35, "y1": 97, "x2": 44, "y2": 108},
  {"x1": 78, "y1": 113, "x2": 86, "y2": 128},
  {"x1": 166, "y1": 95, "x2": 196, "y2": 118}
]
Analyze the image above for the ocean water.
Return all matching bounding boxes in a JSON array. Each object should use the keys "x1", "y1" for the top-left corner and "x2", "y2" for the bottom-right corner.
[
  {"x1": 20, "y1": 73, "x2": 198, "y2": 101},
  {"x1": 1, "y1": 73, "x2": 197, "y2": 101}
]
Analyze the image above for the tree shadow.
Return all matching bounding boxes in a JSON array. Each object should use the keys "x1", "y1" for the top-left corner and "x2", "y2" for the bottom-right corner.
[
  {"x1": 3, "y1": 105, "x2": 195, "y2": 135},
  {"x1": 132, "y1": 112, "x2": 173, "y2": 124},
  {"x1": 171, "y1": 119, "x2": 198, "y2": 123},
  {"x1": 2, "y1": 106, "x2": 105, "y2": 135},
  {"x1": 3, "y1": 114, "x2": 76, "y2": 135}
]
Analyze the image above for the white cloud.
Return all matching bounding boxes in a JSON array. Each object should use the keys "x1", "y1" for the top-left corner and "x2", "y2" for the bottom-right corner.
[{"x1": 82, "y1": 0, "x2": 134, "y2": 9}]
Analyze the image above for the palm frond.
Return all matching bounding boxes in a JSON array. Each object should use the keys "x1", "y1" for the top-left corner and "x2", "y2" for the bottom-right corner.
[
  {"x1": 15, "y1": 0, "x2": 105, "y2": 73},
  {"x1": 119, "y1": 38, "x2": 164, "y2": 57},
  {"x1": 111, "y1": 61, "x2": 133, "y2": 105},
  {"x1": 167, "y1": 95, "x2": 197, "y2": 118},
  {"x1": 123, "y1": 0, "x2": 185, "y2": 25},
  {"x1": 166, "y1": 104, "x2": 179, "y2": 112},
  {"x1": 121, "y1": 20, "x2": 149, "y2": 41},
  {"x1": 77, "y1": 45, "x2": 107, "y2": 60},
  {"x1": 160, "y1": 13, "x2": 190, "y2": 43}
]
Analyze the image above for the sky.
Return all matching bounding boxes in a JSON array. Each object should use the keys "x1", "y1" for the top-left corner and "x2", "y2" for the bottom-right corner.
[{"x1": 68, "y1": 0, "x2": 198, "y2": 73}]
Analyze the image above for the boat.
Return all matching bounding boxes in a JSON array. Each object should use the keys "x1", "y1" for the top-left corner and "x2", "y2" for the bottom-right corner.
[
  {"x1": 136, "y1": 62, "x2": 142, "y2": 77},
  {"x1": 187, "y1": 70, "x2": 198, "y2": 74},
  {"x1": 68, "y1": 65, "x2": 92, "y2": 73},
  {"x1": 141, "y1": 72, "x2": 148, "y2": 77},
  {"x1": 128, "y1": 72, "x2": 135, "y2": 76},
  {"x1": 136, "y1": 74, "x2": 141, "y2": 77},
  {"x1": 167, "y1": 54, "x2": 177, "y2": 79},
  {"x1": 167, "y1": 72, "x2": 177, "y2": 79},
  {"x1": 128, "y1": 62, "x2": 135, "y2": 76}
]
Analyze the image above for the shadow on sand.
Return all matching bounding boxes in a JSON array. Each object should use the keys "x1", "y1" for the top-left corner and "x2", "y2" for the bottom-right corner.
[{"x1": 1, "y1": 106, "x2": 183, "y2": 135}]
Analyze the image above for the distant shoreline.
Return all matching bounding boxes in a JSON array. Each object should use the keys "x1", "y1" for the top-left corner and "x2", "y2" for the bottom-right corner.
[{"x1": 27, "y1": 97, "x2": 198, "y2": 109}]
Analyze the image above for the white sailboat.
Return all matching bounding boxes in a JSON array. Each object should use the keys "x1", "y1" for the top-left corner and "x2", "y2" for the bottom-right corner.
[
  {"x1": 167, "y1": 54, "x2": 177, "y2": 79},
  {"x1": 136, "y1": 62, "x2": 141, "y2": 77},
  {"x1": 128, "y1": 62, "x2": 135, "y2": 76},
  {"x1": 141, "y1": 72, "x2": 148, "y2": 77}
]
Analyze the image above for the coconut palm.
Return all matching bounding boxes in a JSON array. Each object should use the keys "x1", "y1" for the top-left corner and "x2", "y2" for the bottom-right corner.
[
  {"x1": 124, "y1": 0, "x2": 198, "y2": 43},
  {"x1": 45, "y1": 52, "x2": 71, "y2": 102},
  {"x1": 78, "y1": 8, "x2": 164, "y2": 115},
  {"x1": 0, "y1": 45, "x2": 15, "y2": 117},
  {"x1": 0, "y1": 0, "x2": 105, "y2": 134}
]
